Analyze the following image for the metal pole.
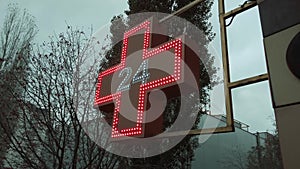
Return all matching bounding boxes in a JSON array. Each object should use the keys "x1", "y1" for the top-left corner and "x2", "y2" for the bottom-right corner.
[
  {"x1": 219, "y1": 0, "x2": 234, "y2": 131},
  {"x1": 159, "y1": 0, "x2": 205, "y2": 23}
]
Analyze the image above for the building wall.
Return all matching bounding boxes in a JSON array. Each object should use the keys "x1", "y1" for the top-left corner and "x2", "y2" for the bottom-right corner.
[{"x1": 191, "y1": 115, "x2": 260, "y2": 169}]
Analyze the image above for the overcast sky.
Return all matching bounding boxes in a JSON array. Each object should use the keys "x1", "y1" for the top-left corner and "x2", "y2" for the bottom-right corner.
[{"x1": 0, "y1": 0, "x2": 275, "y2": 133}]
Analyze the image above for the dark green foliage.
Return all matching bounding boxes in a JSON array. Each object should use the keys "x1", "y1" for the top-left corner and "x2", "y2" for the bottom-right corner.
[{"x1": 99, "y1": 0, "x2": 217, "y2": 168}]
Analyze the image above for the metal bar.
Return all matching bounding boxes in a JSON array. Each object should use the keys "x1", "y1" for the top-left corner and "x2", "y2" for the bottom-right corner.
[
  {"x1": 228, "y1": 73, "x2": 269, "y2": 89},
  {"x1": 189, "y1": 126, "x2": 234, "y2": 135},
  {"x1": 223, "y1": 1, "x2": 257, "y2": 19},
  {"x1": 159, "y1": 0, "x2": 205, "y2": 23},
  {"x1": 153, "y1": 126, "x2": 234, "y2": 139},
  {"x1": 159, "y1": 0, "x2": 257, "y2": 23},
  {"x1": 219, "y1": 0, "x2": 235, "y2": 132},
  {"x1": 156, "y1": 0, "x2": 261, "y2": 136}
]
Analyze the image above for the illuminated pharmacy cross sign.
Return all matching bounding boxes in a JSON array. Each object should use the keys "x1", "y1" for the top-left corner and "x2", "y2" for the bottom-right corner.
[{"x1": 94, "y1": 19, "x2": 184, "y2": 138}]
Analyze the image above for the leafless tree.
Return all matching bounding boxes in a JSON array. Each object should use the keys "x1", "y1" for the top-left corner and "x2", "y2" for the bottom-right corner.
[
  {"x1": 247, "y1": 132, "x2": 283, "y2": 169},
  {"x1": 0, "y1": 4, "x2": 36, "y2": 70},
  {"x1": 0, "y1": 5, "x2": 124, "y2": 168},
  {"x1": 218, "y1": 145, "x2": 248, "y2": 169},
  {"x1": 0, "y1": 4, "x2": 37, "y2": 167}
]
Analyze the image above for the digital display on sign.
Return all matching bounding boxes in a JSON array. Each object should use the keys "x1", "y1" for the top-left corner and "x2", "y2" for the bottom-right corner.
[{"x1": 94, "y1": 18, "x2": 199, "y2": 139}]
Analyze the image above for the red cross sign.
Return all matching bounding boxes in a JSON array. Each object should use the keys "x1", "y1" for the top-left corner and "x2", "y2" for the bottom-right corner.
[{"x1": 94, "y1": 18, "x2": 199, "y2": 139}]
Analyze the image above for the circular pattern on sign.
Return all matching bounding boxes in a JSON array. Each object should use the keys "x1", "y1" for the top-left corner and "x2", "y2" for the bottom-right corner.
[
  {"x1": 74, "y1": 12, "x2": 225, "y2": 158},
  {"x1": 286, "y1": 32, "x2": 300, "y2": 79}
]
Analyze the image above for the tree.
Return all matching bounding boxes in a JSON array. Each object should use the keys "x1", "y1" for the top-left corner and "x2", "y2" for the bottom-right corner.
[
  {"x1": 1, "y1": 0, "x2": 218, "y2": 168},
  {"x1": 0, "y1": 4, "x2": 37, "y2": 167},
  {"x1": 98, "y1": 0, "x2": 218, "y2": 168},
  {"x1": 247, "y1": 131, "x2": 283, "y2": 169},
  {"x1": 1, "y1": 24, "x2": 128, "y2": 168},
  {"x1": 218, "y1": 145, "x2": 248, "y2": 169},
  {"x1": 0, "y1": 4, "x2": 125, "y2": 168}
]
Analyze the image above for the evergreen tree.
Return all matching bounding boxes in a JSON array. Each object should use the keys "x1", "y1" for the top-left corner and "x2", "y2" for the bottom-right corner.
[{"x1": 98, "y1": 0, "x2": 218, "y2": 168}]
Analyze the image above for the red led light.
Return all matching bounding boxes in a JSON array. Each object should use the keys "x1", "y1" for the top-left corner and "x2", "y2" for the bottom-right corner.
[{"x1": 94, "y1": 19, "x2": 184, "y2": 139}]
